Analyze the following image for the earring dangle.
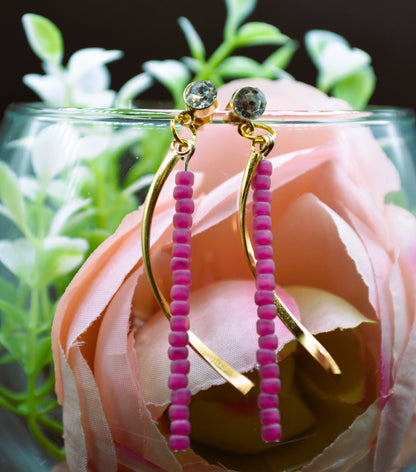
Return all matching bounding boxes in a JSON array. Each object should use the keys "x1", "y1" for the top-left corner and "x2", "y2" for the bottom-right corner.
[
  {"x1": 141, "y1": 81, "x2": 255, "y2": 452},
  {"x1": 228, "y1": 86, "x2": 282, "y2": 443},
  {"x1": 228, "y1": 86, "x2": 342, "y2": 444}
]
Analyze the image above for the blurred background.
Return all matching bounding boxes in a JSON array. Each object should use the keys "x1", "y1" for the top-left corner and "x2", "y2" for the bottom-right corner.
[{"x1": 0, "y1": 0, "x2": 415, "y2": 115}]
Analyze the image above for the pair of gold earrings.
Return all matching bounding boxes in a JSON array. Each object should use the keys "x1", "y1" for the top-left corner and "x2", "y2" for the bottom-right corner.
[{"x1": 141, "y1": 81, "x2": 341, "y2": 452}]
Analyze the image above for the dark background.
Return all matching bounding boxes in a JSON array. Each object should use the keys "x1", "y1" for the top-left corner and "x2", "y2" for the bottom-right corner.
[{"x1": 0, "y1": 0, "x2": 415, "y2": 116}]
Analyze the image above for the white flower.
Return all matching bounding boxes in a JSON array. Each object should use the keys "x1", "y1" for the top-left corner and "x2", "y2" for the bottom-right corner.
[{"x1": 23, "y1": 48, "x2": 123, "y2": 107}]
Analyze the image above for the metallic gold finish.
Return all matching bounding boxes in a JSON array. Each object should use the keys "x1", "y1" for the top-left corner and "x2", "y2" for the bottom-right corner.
[
  {"x1": 141, "y1": 114, "x2": 255, "y2": 395},
  {"x1": 238, "y1": 126, "x2": 342, "y2": 377}
]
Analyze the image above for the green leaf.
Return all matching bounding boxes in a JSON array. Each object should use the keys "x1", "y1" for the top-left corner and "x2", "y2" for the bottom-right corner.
[
  {"x1": 263, "y1": 40, "x2": 298, "y2": 70},
  {"x1": 117, "y1": 73, "x2": 153, "y2": 108},
  {"x1": 0, "y1": 162, "x2": 26, "y2": 229},
  {"x1": 38, "y1": 236, "x2": 89, "y2": 285},
  {"x1": 33, "y1": 335, "x2": 52, "y2": 374},
  {"x1": 234, "y1": 22, "x2": 289, "y2": 48},
  {"x1": 48, "y1": 198, "x2": 92, "y2": 236},
  {"x1": 182, "y1": 57, "x2": 204, "y2": 74},
  {"x1": 22, "y1": 14, "x2": 63, "y2": 65},
  {"x1": 224, "y1": 0, "x2": 257, "y2": 40},
  {"x1": 0, "y1": 316, "x2": 29, "y2": 368},
  {"x1": 0, "y1": 276, "x2": 17, "y2": 304},
  {"x1": 332, "y1": 66, "x2": 376, "y2": 109},
  {"x1": 178, "y1": 17, "x2": 206, "y2": 62},
  {"x1": 217, "y1": 56, "x2": 267, "y2": 78},
  {"x1": 143, "y1": 60, "x2": 191, "y2": 107},
  {"x1": 305, "y1": 30, "x2": 371, "y2": 93},
  {"x1": 0, "y1": 297, "x2": 29, "y2": 329},
  {"x1": 0, "y1": 239, "x2": 36, "y2": 285}
]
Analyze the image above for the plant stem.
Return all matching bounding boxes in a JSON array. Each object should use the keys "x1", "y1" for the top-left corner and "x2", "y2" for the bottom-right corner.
[{"x1": 194, "y1": 39, "x2": 236, "y2": 81}]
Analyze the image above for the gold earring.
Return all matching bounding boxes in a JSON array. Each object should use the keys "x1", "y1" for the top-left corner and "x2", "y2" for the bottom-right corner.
[
  {"x1": 227, "y1": 86, "x2": 342, "y2": 442},
  {"x1": 141, "y1": 80, "x2": 254, "y2": 452}
]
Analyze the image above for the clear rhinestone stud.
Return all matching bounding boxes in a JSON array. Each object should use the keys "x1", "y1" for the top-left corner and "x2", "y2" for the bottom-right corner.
[
  {"x1": 232, "y1": 86, "x2": 267, "y2": 121},
  {"x1": 183, "y1": 80, "x2": 218, "y2": 110}
]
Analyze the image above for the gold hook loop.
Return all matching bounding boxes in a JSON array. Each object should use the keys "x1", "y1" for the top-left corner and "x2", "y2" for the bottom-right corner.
[{"x1": 141, "y1": 84, "x2": 255, "y2": 395}]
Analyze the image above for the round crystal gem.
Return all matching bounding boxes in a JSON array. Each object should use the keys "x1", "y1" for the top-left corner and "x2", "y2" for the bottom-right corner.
[
  {"x1": 233, "y1": 86, "x2": 267, "y2": 120},
  {"x1": 183, "y1": 80, "x2": 218, "y2": 110}
]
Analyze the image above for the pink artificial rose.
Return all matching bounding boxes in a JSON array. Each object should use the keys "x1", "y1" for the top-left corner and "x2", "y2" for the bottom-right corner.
[{"x1": 52, "y1": 79, "x2": 416, "y2": 472}]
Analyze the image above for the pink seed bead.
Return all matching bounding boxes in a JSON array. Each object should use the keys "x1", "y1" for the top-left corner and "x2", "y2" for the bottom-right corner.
[
  {"x1": 170, "y1": 300, "x2": 190, "y2": 316},
  {"x1": 170, "y1": 359, "x2": 190, "y2": 375},
  {"x1": 172, "y1": 243, "x2": 191, "y2": 258},
  {"x1": 168, "y1": 373, "x2": 188, "y2": 390},
  {"x1": 170, "y1": 257, "x2": 190, "y2": 271},
  {"x1": 254, "y1": 245, "x2": 274, "y2": 260},
  {"x1": 169, "y1": 404, "x2": 189, "y2": 420},
  {"x1": 258, "y1": 334, "x2": 278, "y2": 350},
  {"x1": 257, "y1": 319, "x2": 275, "y2": 336},
  {"x1": 259, "y1": 363, "x2": 280, "y2": 379},
  {"x1": 253, "y1": 215, "x2": 272, "y2": 231},
  {"x1": 257, "y1": 349, "x2": 276, "y2": 365},
  {"x1": 253, "y1": 190, "x2": 272, "y2": 203},
  {"x1": 262, "y1": 424, "x2": 282, "y2": 443},
  {"x1": 252, "y1": 174, "x2": 271, "y2": 190},
  {"x1": 260, "y1": 408, "x2": 280, "y2": 425},
  {"x1": 258, "y1": 304, "x2": 277, "y2": 320},
  {"x1": 253, "y1": 230, "x2": 273, "y2": 246},
  {"x1": 258, "y1": 393, "x2": 279, "y2": 409},
  {"x1": 173, "y1": 213, "x2": 192, "y2": 229},
  {"x1": 261, "y1": 378, "x2": 281, "y2": 395},
  {"x1": 171, "y1": 388, "x2": 191, "y2": 405},
  {"x1": 257, "y1": 159, "x2": 273, "y2": 176},
  {"x1": 172, "y1": 229, "x2": 191, "y2": 244},
  {"x1": 170, "y1": 419, "x2": 191, "y2": 435},
  {"x1": 173, "y1": 185, "x2": 193, "y2": 200},
  {"x1": 256, "y1": 274, "x2": 275, "y2": 290},
  {"x1": 169, "y1": 331, "x2": 189, "y2": 347},
  {"x1": 170, "y1": 316, "x2": 189, "y2": 332},
  {"x1": 253, "y1": 202, "x2": 271, "y2": 217},
  {"x1": 256, "y1": 259, "x2": 275, "y2": 274},
  {"x1": 172, "y1": 270, "x2": 192, "y2": 286},
  {"x1": 169, "y1": 435, "x2": 190, "y2": 452},
  {"x1": 170, "y1": 285, "x2": 190, "y2": 301},
  {"x1": 255, "y1": 290, "x2": 275, "y2": 306},
  {"x1": 176, "y1": 198, "x2": 194, "y2": 214},
  {"x1": 168, "y1": 346, "x2": 188, "y2": 360},
  {"x1": 176, "y1": 171, "x2": 194, "y2": 186}
]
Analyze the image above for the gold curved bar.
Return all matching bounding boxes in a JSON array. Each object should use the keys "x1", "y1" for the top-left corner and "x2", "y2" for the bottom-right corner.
[
  {"x1": 141, "y1": 148, "x2": 254, "y2": 395},
  {"x1": 239, "y1": 151, "x2": 342, "y2": 377}
]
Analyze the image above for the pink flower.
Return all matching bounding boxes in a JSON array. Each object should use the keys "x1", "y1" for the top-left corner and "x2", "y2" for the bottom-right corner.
[{"x1": 52, "y1": 79, "x2": 416, "y2": 471}]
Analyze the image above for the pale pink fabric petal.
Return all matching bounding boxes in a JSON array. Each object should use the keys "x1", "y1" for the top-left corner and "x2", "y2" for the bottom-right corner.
[
  {"x1": 374, "y1": 274, "x2": 416, "y2": 471},
  {"x1": 59, "y1": 349, "x2": 88, "y2": 472},
  {"x1": 51, "y1": 463, "x2": 70, "y2": 472},
  {"x1": 217, "y1": 79, "x2": 351, "y2": 111},
  {"x1": 273, "y1": 193, "x2": 377, "y2": 319},
  {"x1": 69, "y1": 348, "x2": 117, "y2": 471},
  {"x1": 386, "y1": 204, "x2": 416, "y2": 272},
  {"x1": 94, "y1": 270, "x2": 181, "y2": 472},
  {"x1": 301, "y1": 402, "x2": 380, "y2": 472},
  {"x1": 285, "y1": 286, "x2": 372, "y2": 334}
]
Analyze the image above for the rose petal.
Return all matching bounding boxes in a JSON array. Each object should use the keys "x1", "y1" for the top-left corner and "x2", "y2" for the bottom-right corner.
[{"x1": 94, "y1": 270, "x2": 181, "y2": 472}]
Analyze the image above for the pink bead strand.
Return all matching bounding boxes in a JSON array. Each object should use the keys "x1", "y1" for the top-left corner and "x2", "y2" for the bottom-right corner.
[
  {"x1": 252, "y1": 159, "x2": 282, "y2": 443},
  {"x1": 168, "y1": 170, "x2": 194, "y2": 452}
]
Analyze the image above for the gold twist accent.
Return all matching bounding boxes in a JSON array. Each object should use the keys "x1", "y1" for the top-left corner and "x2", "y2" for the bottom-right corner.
[
  {"x1": 238, "y1": 123, "x2": 341, "y2": 377},
  {"x1": 141, "y1": 113, "x2": 254, "y2": 395}
]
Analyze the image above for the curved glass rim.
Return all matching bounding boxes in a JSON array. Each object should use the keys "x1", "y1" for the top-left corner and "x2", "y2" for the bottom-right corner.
[{"x1": 5, "y1": 102, "x2": 415, "y2": 126}]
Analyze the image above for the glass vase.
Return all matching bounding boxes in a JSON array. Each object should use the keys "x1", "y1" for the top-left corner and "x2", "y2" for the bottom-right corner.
[{"x1": 0, "y1": 103, "x2": 415, "y2": 472}]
